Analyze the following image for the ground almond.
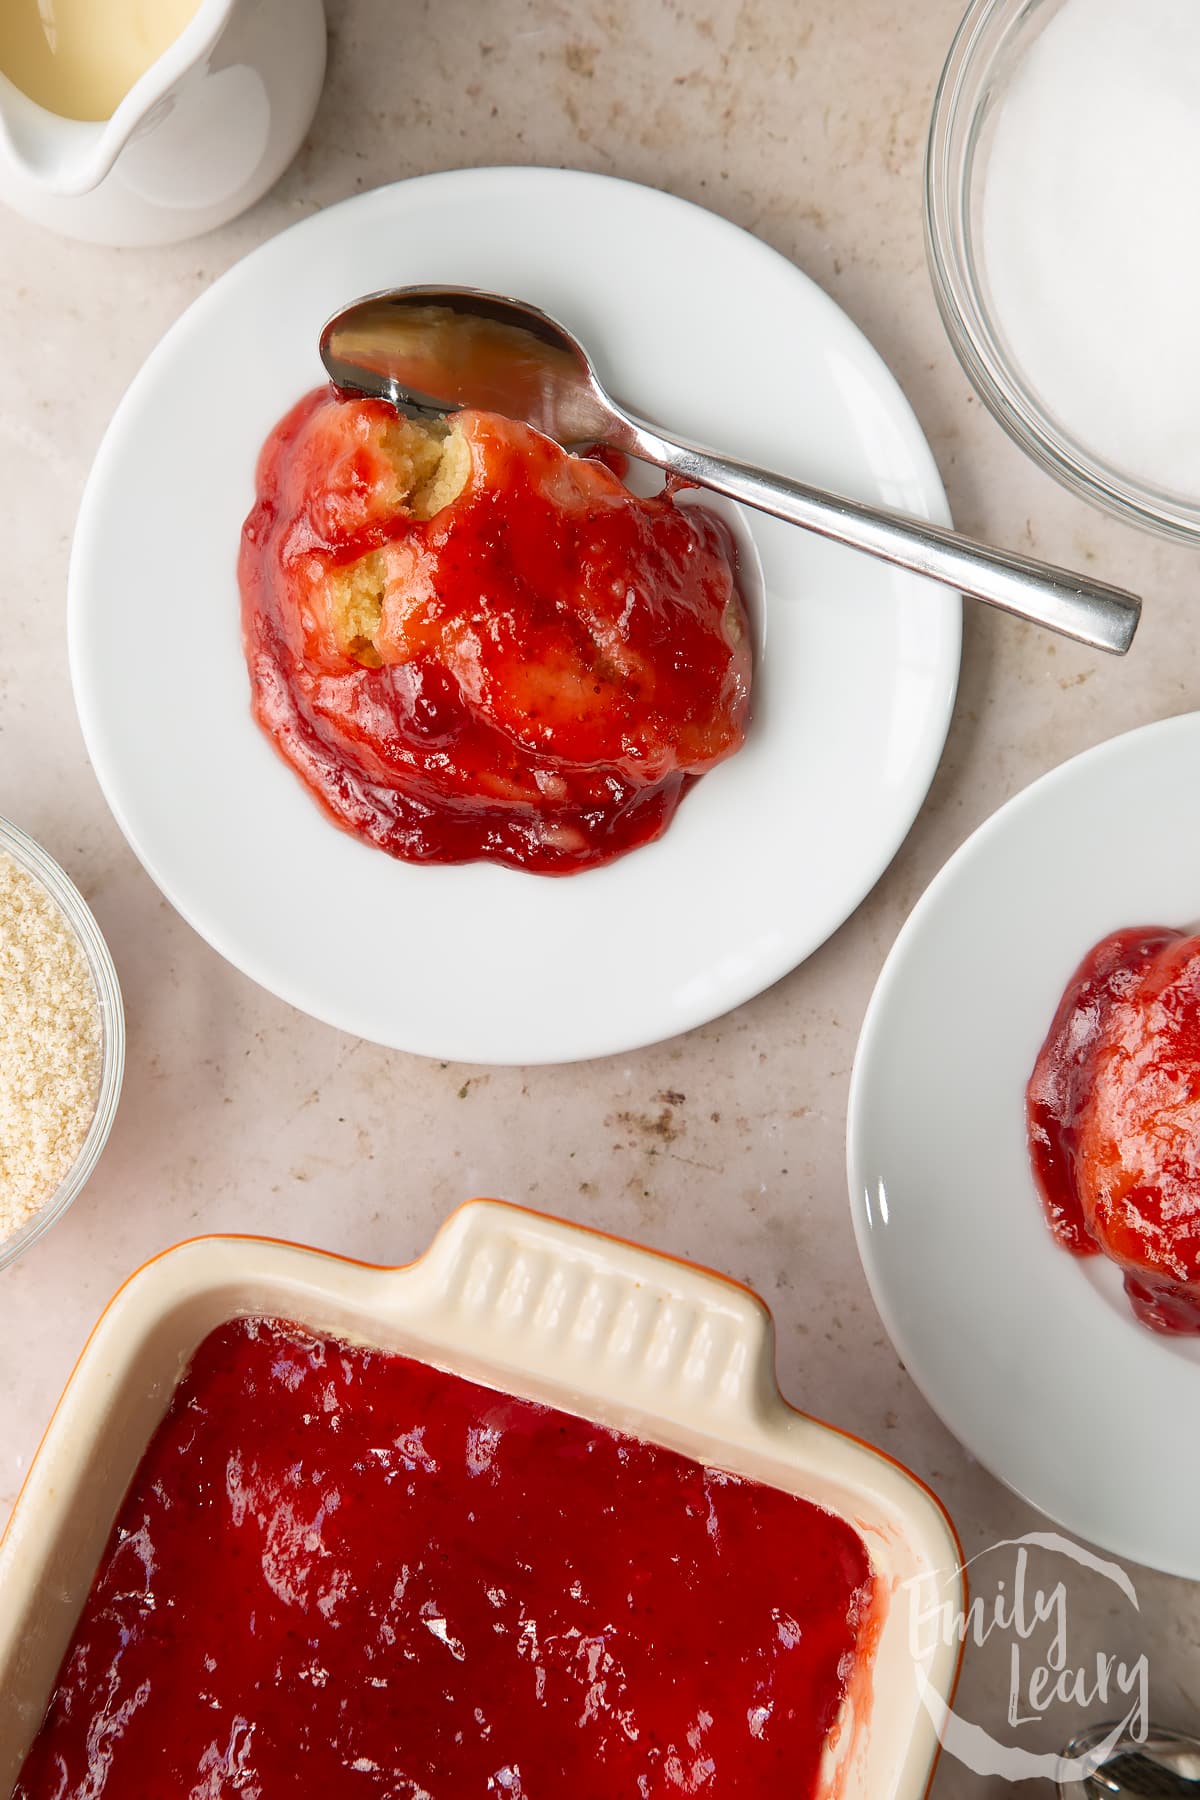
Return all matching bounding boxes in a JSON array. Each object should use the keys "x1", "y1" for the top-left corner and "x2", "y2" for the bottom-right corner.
[{"x1": 0, "y1": 848, "x2": 102, "y2": 1241}]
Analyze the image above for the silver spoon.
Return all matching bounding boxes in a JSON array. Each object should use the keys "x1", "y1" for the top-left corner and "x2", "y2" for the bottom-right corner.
[
  {"x1": 1059, "y1": 1724, "x2": 1200, "y2": 1798},
  {"x1": 1089, "y1": 1757, "x2": 1200, "y2": 1798},
  {"x1": 319, "y1": 285, "x2": 1141, "y2": 657}
]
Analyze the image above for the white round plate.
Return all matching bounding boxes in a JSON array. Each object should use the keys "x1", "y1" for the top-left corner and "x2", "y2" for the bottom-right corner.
[
  {"x1": 70, "y1": 168, "x2": 959, "y2": 1064},
  {"x1": 849, "y1": 713, "x2": 1200, "y2": 1577}
]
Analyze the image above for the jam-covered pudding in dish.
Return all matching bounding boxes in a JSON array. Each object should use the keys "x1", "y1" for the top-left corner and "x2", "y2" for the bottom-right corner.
[
  {"x1": 239, "y1": 389, "x2": 751, "y2": 875},
  {"x1": 16, "y1": 1317, "x2": 875, "y2": 1799},
  {"x1": 1027, "y1": 926, "x2": 1200, "y2": 1332}
]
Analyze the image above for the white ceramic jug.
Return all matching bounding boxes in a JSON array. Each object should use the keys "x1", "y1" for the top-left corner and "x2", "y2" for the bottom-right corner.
[{"x1": 0, "y1": 0, "x2": 326, "y2": 245}]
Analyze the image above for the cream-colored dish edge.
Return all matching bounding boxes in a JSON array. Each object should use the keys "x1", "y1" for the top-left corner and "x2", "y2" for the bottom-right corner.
[{"x1": 0, "y1": 1199, "x2": 964, "y2": 1796}]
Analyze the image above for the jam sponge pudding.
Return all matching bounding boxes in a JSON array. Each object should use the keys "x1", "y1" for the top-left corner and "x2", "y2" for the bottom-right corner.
[
  {"x1": 240, "y1": 390, "x2": 751, "y2": 875},
  {"x1": 1028, "y1": 926, "x2": 1200, "y2": 1333}
]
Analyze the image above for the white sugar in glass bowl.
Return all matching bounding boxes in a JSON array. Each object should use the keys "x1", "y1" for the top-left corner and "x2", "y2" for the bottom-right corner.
[
  {"x1": 926, "y1": 0, "x2": 1200, "y2": 542},
  {"x1": 0, "y1": 817, "x2": 124, "y2": 1271}
]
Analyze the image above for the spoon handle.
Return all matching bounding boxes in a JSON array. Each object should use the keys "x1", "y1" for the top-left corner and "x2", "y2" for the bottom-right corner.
[
  {"x1": 1088, "y1": 1749, "x2": 1200, "y2": 1795},
  {"x1": 623, "y1": 421, "x2": 1140, "y2": 655}
]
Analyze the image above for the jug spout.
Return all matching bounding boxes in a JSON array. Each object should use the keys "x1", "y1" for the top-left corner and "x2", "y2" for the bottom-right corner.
[
  {"x1": 0, "y1": 82, "x2": 122, "y2": 198},
  {"x1": 0, "y1": 0, "x2": 324, "y2": 246},
  {"x1": 0, "y1": 0, "x2": 239, "y2": 198}
]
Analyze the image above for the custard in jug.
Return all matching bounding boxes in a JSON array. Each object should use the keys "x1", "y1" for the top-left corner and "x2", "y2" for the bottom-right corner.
[{"x1": 0, "y1": 0, "x2": 199, "y2": 121}]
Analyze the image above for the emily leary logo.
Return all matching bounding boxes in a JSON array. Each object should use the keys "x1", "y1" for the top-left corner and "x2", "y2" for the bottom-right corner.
[{"x1": 905, "y1": 1531, "x2": 1149, "y2": 1782}]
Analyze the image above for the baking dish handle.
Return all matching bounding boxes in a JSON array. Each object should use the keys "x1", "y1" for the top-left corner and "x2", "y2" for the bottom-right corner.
[{"x1": 407, "y1": 1198, "x2": 780, "y2": 1426}]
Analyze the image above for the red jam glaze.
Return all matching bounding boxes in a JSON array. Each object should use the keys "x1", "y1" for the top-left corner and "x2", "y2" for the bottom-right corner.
[
  {"x1": 1027, "y1": 926, "x2": 1200, "y2": 1332},
  {"x1": 239, "y1": 390, "x2": 751, "y2": 875},
  {"x1": 16, "y1": 1318, "x2": 874, "y2": 1800}
]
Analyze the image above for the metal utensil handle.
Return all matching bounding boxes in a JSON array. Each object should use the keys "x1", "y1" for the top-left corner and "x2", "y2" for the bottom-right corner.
[
  {"x1": 625, "y1": 421, "x2": 1141, "y2": 656},
  {"x1": 1088, "y1": 1750, "x2": 1200, "y2": 1797}
]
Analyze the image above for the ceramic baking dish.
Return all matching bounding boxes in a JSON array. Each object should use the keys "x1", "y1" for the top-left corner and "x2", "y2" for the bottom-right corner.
[{"x1": 0, "y1": 1200, "x2": 964, "y2": 1796}]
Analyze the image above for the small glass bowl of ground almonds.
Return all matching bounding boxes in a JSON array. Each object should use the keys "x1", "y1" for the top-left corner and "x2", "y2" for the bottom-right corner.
[{"x1": 0, "y1": 816, "x2": 123, "y2": 1271}]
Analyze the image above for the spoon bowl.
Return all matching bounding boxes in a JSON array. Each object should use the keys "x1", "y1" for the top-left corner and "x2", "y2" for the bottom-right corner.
[
  {"x1": 322, "y1": 289, "x2": 611, "y2": 445},
  {"x1": 320, "y1": 283, "x2": 1141, "y2": 657}
]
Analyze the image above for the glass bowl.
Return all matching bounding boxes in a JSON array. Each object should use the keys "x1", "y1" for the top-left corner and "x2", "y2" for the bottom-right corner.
[
  {"x1": 925, "y1": 0, "x2": 1200, "y2": 543},
  {"x1": 0, "y1": 817, "x2": 124, "y2": 1273}
]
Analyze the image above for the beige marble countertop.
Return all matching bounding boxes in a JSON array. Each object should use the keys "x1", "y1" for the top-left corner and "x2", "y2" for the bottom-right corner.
[{"x1": 2, "y1": 1, "x2": 1199, "y2": 1793}]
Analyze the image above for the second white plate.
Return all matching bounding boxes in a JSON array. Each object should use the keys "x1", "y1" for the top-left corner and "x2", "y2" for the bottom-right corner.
[
  {"x1": 70, "y1": 168, "x2": 959, "y2": 1063},
  {"x1": 849, "y1": 712, "x2": 1200, "y2": 1577}
]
